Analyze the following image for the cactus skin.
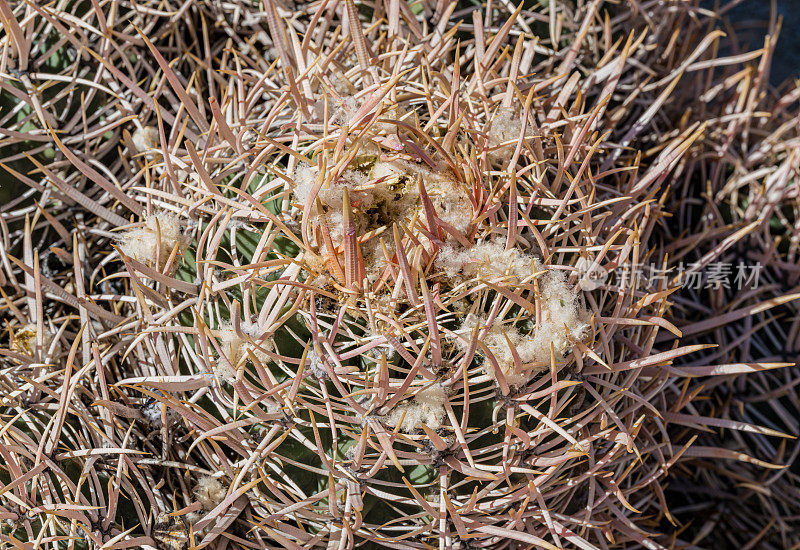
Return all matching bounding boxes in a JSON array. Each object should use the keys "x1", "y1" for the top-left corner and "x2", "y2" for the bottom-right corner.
[{"x1": 0, "y1": 0, "x2": 797, "y2": 549}]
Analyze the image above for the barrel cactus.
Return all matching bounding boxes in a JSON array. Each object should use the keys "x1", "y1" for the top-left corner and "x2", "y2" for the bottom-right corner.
[
  {"x1": 1, "y1": 0, "x2": 796, "y2": 549},
  {"x1": 96, "y1": 2, "x2": 730, "y2": 547}
]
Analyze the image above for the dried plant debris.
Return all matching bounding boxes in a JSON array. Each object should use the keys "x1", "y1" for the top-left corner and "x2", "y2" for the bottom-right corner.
[{"x1": 1, "y1": 0, "x2": 798, "y2": 549}]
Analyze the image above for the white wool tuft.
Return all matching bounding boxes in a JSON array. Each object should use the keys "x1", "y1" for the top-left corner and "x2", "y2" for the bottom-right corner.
[
  {"x1": 436, "y1": 241, "x2": 535, "y2": 282},
  {"x1": 372, "y1": 101, "x2": 405, "y2": 134},
  {"x1": 409, "y1": 165, "x2": 473, "y2": 234},
  {"x1": 369, "y1": 160, "x2": 420, "y2": 222},
  {"x1": 324, "y1": 210, "x2": 346, "y2": 244},
  {"x1": 215, "y1": 325, "x2": 273, "y2": 382},
  {"x1": 292, "y1": 164, "x2": 320, "y2": 206},
  {"x1": 215, "y1": 325, "x2": 242, "y2": 381},
  {"x1": 194, "y1": 476, "x2": 226, "y2": 511},
  {"x1": 488, "y1": 108, "x2": 524, "y2": 162},
  {"x1": 316, "y1": 95, "x2": 403, "y2": 133},
  {"x1": 131, "y1": 126, "x2": 160, "y2": 153},
  {"x1": 361, "y1": 238, "x2": 390, "y2": 284},
  {"x1": 292, "y1": 155, "x2": 473, "y2": 285},
  {"x1": 430, "y1": 187, "x2": 472, "y2": 233},
  {"x1": 303, "y1": 347, "x2": 330, "y2": 379},
  {"x1": 139, "y1": 400, "x2": 162, "y2": 427},
  {"x1": 292, "y1": 164, "x2": 374, "y2": 216},
  {"x1": 456, "y1": 270, "x2": 589, "y2": 387},
  {"x1": 117, "y1": 211, "x2": 189, "y2": 271},
  {"x1": 333, "y1": 96, "x2": 361, "y2": 125},
  {"x1": 292, "y1": 158, "x2": 410, "y2": 264},
  {"x1": 330, "y1": 73, "x2": 352, "y2": 95},
  {"x1": 385, "y1": 384, "x2": 447, "y2": 433},
  {"x1": 185, "y1": 510, "x2": 206, "y2": 535},
  {"x1": 140, "y1": 397, "x2": 178, "y2": 428},
  {"x1": 457, "y1": 315, "x2": 534, "y2": 387},
  {"x1": 535, "y1": 270, "x2": 591, "y2": 358}
]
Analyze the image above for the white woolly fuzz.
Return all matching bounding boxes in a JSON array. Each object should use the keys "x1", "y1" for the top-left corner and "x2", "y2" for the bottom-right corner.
[
  {"x1": 488, "y1": 108, "x2": 523, "y2": 162},
  {"x1": 371, "y1": 160, "x2": 405, "y2": 183},
  {"x1": 215, "y1": 325, "x2": 243, "y2": 381},
  {"x1": 140, "y1": 397, "x2": 178, "y2": 428},
  {"x1": 330, "y1": 72, "x2": 352, "y2": 95},
  {"x1": 431, "y1": 185, "x2": 472, "y2": 234},
  {"x1": 314, "y1": 94, "x2": 404, "y2": 133},
  {"x1": 369, "y1": 160, "x2": 422, "y2": 224},
  {"x1": 139, "y1": 400, "x2": 163, "y2": 427},
  {"x1": 312, "y1": 95, "x2": 359, "y2": 126},
  {"x1": 371, "y1": 101, "x2": 406, "y2": 134},
  {"x1": 371, "y1": 160, "x2": 473, "y2": 234},
  {"x1": 458, "y1": 314, "x2": 535, "y2": 387},
  {"x1": 303, "y1": 346, "x2": 329, "y2": 379},
  {"x1": 332, "y1": 96, "x2": 361, "y2": 125},
  {"x1": 131, "y1": 126, "x2": 159, "y2": 152},
  {"x1": 436, "y1": 241, "x2": 535, "y2": 282},
  {"x1": 457, "y1": 270, "x2": 589, "y2": 386},
  {"x1": 185, "y1": 510, "x2": 204, "y2": 531},
  {"x1": 410, "y1": 165, "x2": 473, "y2": 234},
  {"x1": 386, "y1": 384, "x2": 447, "y2": 433},
  {"x1": 117, "y1": 211, "x2": 189, "y2": 271},
  {"x1": 194, "y1": 476, "x2": 226, "y2": 511},
  {"x1": 361, "y1": 238, "x2": 390, "y2": 284},
  {"x1": 292, "y1": 155, "x2": 473, "y2": 286},
  {"x1": 215, "y1": 325, "x2": 273, "y2": 382},
  {"x1": 291, "y1": 164, "x2": 320, "y2": 207},
  {"x1": 292, "y1": 164, "x2": 374, "y2": 212},
  {"x1": 292, "y1": 158, "x2": 413, "y2": 260},
  {"x1": 534, "y1": 269, "x2": 591, "y2": 361},
  {"x1": 324, "y1": 210, "x2": 346, "y2": 245},
  {"x1": 293, "y1": 157, "x2": 470, "y2": 245}
]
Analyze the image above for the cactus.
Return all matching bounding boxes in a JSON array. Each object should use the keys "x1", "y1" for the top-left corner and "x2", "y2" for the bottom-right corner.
[
  {"x1": 1, "y1": 0, "x2": 798, "y2": 549},
  {"x1": 652, "y1": 16, "x2": 800, "y2": 545}
]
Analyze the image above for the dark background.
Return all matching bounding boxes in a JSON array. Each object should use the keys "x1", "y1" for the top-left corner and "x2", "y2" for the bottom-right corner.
[{"x1": 725, "y1": 0, "x2": 800, "y2": 86}]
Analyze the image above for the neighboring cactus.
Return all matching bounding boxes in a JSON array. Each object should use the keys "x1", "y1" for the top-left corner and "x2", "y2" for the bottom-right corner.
[
  {"x1": 652, "y1": 21, "x2": 800, "y2": 545},
  {"x1": 1, "y1": 0, "x2": 798, "y2": 549}
]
